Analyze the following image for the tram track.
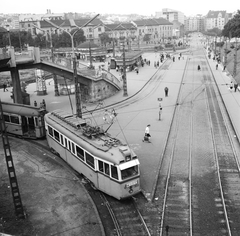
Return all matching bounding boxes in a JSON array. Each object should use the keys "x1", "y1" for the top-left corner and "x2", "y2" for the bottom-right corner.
[
  {"x1": 204, "y1": 56, "x2": 240, "y2": 235},
  {"x1": 19, "y1": 41, "x2": 240, "y2": 236},
  {"x1": 143, "y1": 44, "x2": 240, "y2": 235}
]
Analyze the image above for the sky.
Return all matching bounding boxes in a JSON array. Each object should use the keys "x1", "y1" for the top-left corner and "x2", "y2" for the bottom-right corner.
[{"x1": 1, "y1": 0, "x2": 239, "y2": 17}]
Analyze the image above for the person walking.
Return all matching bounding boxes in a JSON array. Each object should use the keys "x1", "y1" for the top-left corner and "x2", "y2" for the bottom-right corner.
[
  {"x1": 3, "y1": 82, "x2": 8, "y2": 92},
  {"x1": 164, "y1": 87, "x2": 169, "y2": 97},
  {"x1": 234, "y1": 82, "x2": 238, "y2": 92},
  {"x1": 159, "y1": 104, "x2": 163, "y2": 120},
  {"x1": 216, "y1": 64, "x2": 218, "y2": 70},
  {"x1": 143, "y1": 124, "x2": 151, "y2": 142}
]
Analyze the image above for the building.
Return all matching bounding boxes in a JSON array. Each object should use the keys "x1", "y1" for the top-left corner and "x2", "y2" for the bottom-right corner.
[
  {"x1": 104, "y1": 23, "x2": 137, "y2": 49},
  {"x1": 19, "y1": 11, "x2": 64, "y2": 35},
  {"x1": 74, "y1": 18, "x2": 104, "y2": 45},
  {"x1": 184, "y1": 15, "x2": 205, "y2": 32},
  {"x1": 156, "y1": 9, "x2": 185, "y2": 25},
  {"x1": 132, "y1": 18, "x2": 173, "y2": 45},
  {"x1": 205, "y1": 10, "x2": 228, "y2": 31}
]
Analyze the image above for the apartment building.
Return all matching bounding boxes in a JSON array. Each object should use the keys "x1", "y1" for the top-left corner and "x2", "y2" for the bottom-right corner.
[
  {"x1": 132, "y1": 18, "x2": 173, "y2": 45},
  {"x1": 205, "y1": 10, "x2": 228, "y2": 30},
  {"x1": 184, "y1": 15, "x2": 205, "y2": 32},
  {"x1": 156, "y1": 8, "x2": 185, "y2": 25}
]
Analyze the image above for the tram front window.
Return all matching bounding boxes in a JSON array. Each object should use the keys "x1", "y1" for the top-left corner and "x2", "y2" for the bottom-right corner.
[{"x1": 121, "y1": 166, "x2": 138, "y2": 180}]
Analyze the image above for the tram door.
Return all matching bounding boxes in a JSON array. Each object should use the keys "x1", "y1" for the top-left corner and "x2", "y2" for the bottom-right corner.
[
  {"x1": 21, "y1": 116, "x2": 28, "y2": 134},
  {"x1": 28, "y1": 116, "x2": 35, "y2": 136}
]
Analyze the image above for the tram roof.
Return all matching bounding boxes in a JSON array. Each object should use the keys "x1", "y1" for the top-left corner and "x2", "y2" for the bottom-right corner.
[
  {"x1": 1, "y1": 101, "x2": 44, "y2": 116},
  {"x1": 45, "y1": 110, "x2": 136, "y2": 164}
]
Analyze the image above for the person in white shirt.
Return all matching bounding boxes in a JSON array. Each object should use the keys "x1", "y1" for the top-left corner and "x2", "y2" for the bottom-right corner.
[{"x1": 143, "y1": 124, "x2": 151, "y2": 142}]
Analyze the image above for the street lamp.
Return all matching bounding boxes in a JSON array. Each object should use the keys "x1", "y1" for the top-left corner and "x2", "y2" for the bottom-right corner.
[
  {"x1": 45, "y1": 14, "x2": 100, "y2": 118},
  {"x1": 6, "y1": 24, "x2": 11, "y2": 47},
  {"x1": 120, "y1": 38, "x2": 128, "y2": 96}
]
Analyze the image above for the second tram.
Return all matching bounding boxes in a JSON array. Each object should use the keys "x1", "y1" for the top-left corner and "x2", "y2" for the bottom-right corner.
[
  {"x1": 44, "y1": 109, "x2": 141, "y2": 200},
  {"x1": 1, "y1": 101, "x2": 46, "y2": 139}
]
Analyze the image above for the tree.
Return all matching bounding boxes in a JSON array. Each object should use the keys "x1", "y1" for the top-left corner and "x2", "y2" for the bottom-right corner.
[
  {"x1": 71, "y1": 28, "x2": 86, "y2": 47},
  {"x1": 99, "y1": 32, "x2": 111, "y2": 47},
  {"x1": 222, "y1": 10, "x2": 240, "y2": 38},
  {"x1": 143, "y1": 34, "x2": 151, "y2": 44}
]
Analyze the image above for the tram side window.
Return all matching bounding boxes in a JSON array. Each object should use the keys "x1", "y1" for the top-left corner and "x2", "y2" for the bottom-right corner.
[
  {"x1": 86, "y1": 152, "x2": 95, "y2": 169},
  {"x1": 54, "y1": 130, "x2": 60, "y2": 142},
  {"x1": 71, "y1": 143, "x2": 75, "y2": 154},
  {"x1": 60, "y1": 135, "x2": 64, "y2": 145},
  {"x1": 48, "y1": 126, "x2": 53, "y2": 136},
  {"x1": 121, "y1": 166, "x2": 138, "y2": 180},
  {"x1": 10, "y1": 115, "x2": 20, "y2": 124},
  {"x1": 68, "y1": 141, "x2": 71, "y2": 152},
  {"x1": 76, "y1": 145, "x2": 84, "y2": 161},
  {"x1": 98, "y1": 160, "x2": 104, "y2": 172},
  {"x1": 3, "y1": 114, "x2": 10, "y2": 122},
  {"x1": 64, "y1": 138, "x2": 67, "y2": 148},
  {"x1": 111, "y1": 165, "x2": 118, "y2": 180},
  {"x1": 104, "y1": 163, "x2": 110, "y2": 176}
]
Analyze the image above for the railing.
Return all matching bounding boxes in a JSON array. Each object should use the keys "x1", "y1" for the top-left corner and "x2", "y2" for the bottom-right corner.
[{"x1": 41, "y1": 56, "x2": 121, "y2": 90}]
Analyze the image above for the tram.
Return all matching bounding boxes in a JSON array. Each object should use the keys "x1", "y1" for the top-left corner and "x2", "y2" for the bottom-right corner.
[
  {"x1": 1, "y1": 101, "x2": 46, "y2": 139},
  {"x1": 44, "y1": 109, "x2": 141, "y2": 200}
]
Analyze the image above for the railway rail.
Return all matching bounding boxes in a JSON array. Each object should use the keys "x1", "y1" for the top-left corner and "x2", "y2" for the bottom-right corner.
[
  {"x1": 4, "y1": 38, "x2": 240, "y2": 236},
  {"x1": 147, "y1": 45, "x2": 240, "y2": 236}
]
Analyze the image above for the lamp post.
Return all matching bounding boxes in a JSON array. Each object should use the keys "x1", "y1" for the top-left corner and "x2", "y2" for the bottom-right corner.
[
  {"x1": 6, "y1": 25, "x2": 11, "y2": 47},
  {"x1": 45, "y1": 14, "x2": 100, "y2": 118},
  {"x1": 120, "y1": 38, "x2": 128, "y2": 96}
]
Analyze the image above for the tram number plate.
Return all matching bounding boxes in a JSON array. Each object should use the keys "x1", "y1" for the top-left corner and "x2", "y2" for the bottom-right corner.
[{"x1": 126, "y1": 180, "x2": 138, "y2": 188}]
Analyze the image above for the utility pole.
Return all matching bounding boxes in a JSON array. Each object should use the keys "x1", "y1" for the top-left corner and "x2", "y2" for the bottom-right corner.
[
  {"x1": 224, "y1": 37, "x2": 227, "y2": 69},
  {"x1": 0, "y1": 101, "x2": 25, "y2": 219},
  {"x1": 233, "y1": 37, "x2": 237, "y2": 78},
  {"x1": 89, "y1": 41, "x2": 93, "y2": 69},
  {"x1": 121, "y1": 39, "x2": 128, "y2": 96},
  {"x1": 49, "y1": 31, "x2": 59, "y2": 96}
]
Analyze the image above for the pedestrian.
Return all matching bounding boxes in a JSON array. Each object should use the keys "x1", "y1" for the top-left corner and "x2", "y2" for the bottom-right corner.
[
  {"x1": 154, "y1": 61, "x2": 157, "y2": 68},
  {"x1": 143, "y1": 124, "x2": 151, "y2": 142},
  {"x1": 159, "y1": 104, "x2": 163, "y2": 120},
  {"x1": 173, "y1": 56, "x2": 175, "y2": 62},
  {"x1": 197, "y1": 65, "x2": 201, "y2": 71},
  {"x1": 223, "y1": 65, "x2": 226, "y2": 71},
  {"x1": 234, "y1": 82, "x2": 238, "y2": 92},
  {"x1": 164, "y1": 87, "x2": 169, "y2": 97},
  {"x1": 216, "y1": 64, "x2": 218, "y2": 70},
  {"x1": 42, "y1": 99, "x2": 46, "y2": 109},
  {"x1": 3, "y1": 82, "x2": 8, "y2": 92},
  {"x1": 229, "y1": 81, "x2": 233, "y2": 91}
]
